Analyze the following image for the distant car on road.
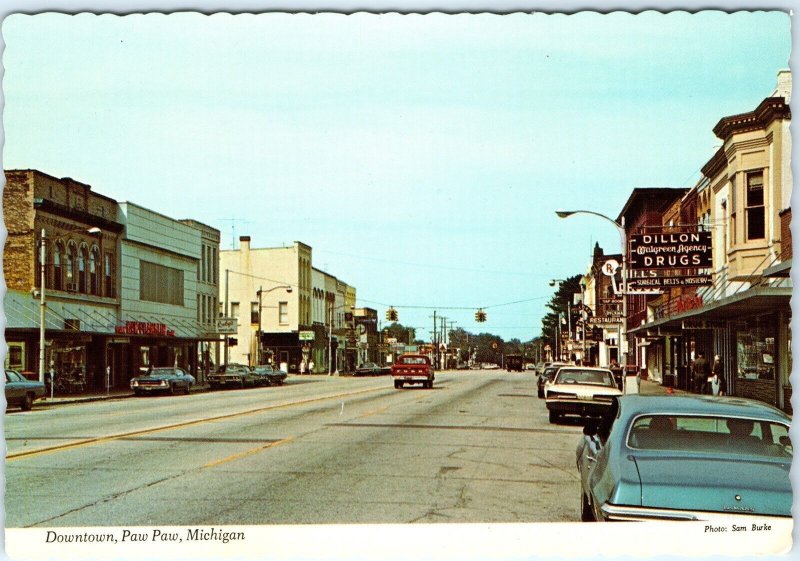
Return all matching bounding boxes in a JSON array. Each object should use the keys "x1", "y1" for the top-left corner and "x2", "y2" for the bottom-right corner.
[
  {"x1": 5, "y1": 369, "x2": 46, "y2": 411},
  {"x1": 545, "y1": 367, "x2": 622, "y2": 423},
  {"x1": 130, "y1": 367, "x2": 195, "y2": 396},
  {"x1": 354, "y1": 362, "x2": 391, "y2": 376},
  {"x1": 392, "y1": 354, "x2": 434, "y2": 389},
  {"x1": 577, "y1": 395, "x2": 792, "y2": 521},
  {"x1": 208, "y1": 364, "x2": 259, "y2": 389},
  {"x1": 253, "y1": 365, "x2": 288, "y2": 386},
  {"x1": 505, "y1": 354, "x2": 524, "y2": 372},
  {"x1": 537, "y1": 363, "x2": 569, "y2": 398}
]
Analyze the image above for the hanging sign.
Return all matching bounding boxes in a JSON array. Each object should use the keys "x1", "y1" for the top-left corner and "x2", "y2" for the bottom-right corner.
[{"x1": 629, "y1": 231, "x2": 712, "y2": 269}]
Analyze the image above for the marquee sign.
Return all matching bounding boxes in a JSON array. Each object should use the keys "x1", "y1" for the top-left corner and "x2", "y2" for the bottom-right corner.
[
  {"x1": 115, "y1": 321, "x2": 176, "y2": 337},
  {"x1": 629, "y1": 231, "x2": 712, "y2": 269},
  {"x1": 627, "y1": 276, "x2": 712, "y2": 288}
]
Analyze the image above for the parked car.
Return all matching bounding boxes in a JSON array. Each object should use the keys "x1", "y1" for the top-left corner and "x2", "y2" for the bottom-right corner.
[
  {"x1": 392, "y1": 354, "x2": 434, "y2": 389},
  {"x1": 524, "y1": 363, "x2": 538, "y2": 372},
  {"x1": 208, "y1": 363, "x2": 259, "y2": 389},
  {"x1": 253, "y1": 365, "x2": 288, "y2": 386},
  {"x1": 5, "y1": 369, "x2": 46, "y2": 411},
  {"x1": 537, "y1": 363, "x2": 569, "y2": 398},
  {"x1": 545, "y1": 367, "x2": 622, "y2": 423},
  {"x1": 354, "y1": 362, "x2": 392, "y2": 376},
  {"x1": 577, "y1": 395, "x2": 792, "y2": 521},
  {"x1": 130, "y1": 367, "x2": 195, "y2": 396}
]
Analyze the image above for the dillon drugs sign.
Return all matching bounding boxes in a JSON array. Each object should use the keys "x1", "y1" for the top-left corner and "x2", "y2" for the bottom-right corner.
[{"x1": 629, "y1": 231, "x2": 712, "y2": 269}]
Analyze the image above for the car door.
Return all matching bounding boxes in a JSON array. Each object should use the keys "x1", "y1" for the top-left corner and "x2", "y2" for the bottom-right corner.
[{"x1": 5, "y1": 370, "x2": 23, "y2": 404}]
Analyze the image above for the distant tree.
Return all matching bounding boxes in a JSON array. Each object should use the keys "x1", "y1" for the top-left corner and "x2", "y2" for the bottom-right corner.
[
  {"x1": 540, "y1": 274, "x2": 583, "y2": 355},
  {"x1": 384, "y1": 322, "x2": 416, "y2": 344}
]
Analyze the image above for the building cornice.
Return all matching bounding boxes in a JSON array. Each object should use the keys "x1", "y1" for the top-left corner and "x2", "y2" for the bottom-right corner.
[
  {"x1": 701, "y1": 147, "x2": 726, "y2": 180},
  {"x1": 713, "y1": 97, "x2": 791, "y2": 140}
]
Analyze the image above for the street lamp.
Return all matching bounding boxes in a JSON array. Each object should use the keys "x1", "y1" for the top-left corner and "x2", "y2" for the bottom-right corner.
[
  {"x1": 256, "y1": 284, "x2": 293, "y2": 365},
  {"x1": 38, "y1": 226, "x2": 101, "y2": 392},
  {"x1": 556, "y1": 210, "x2": 630, "y2": 389},
  {"x1": 550, "y1": 279, "x2": 572, "y2": 362}
]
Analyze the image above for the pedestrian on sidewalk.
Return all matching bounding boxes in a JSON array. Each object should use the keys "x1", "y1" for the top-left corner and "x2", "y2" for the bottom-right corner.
[
  {"x1": 308, "y1": 360, "x2": 315, "y2": 374},
  {"x1": 692, "y1": 351, "x2": 710, "y2": 393},
  {"x1": 704, "y1": 355, "x2": 726, "y2": 396}
]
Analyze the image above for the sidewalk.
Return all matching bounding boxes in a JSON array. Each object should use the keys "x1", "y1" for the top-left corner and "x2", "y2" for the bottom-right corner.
[
  {"x1": 35, "y1": 384, "x2": 213, "y2": 406},
  {"x1": 638, "y1": 377, "x2": 689, "y2": 396}
]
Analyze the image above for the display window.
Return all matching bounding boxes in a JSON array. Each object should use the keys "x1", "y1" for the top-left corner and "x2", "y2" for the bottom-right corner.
[{"x1": 735, "y1": 315, "x2": 776, "y2": 380}]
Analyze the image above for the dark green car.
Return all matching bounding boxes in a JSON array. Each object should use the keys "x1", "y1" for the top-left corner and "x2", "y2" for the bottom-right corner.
[{"x1": 577, "y1": 395, "x2": 792, "y2": 521}]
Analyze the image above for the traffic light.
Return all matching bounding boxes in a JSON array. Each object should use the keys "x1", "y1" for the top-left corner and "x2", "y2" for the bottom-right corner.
[
  {"x1": 475, "y1": 309, "x2": 487, "y2": 322},
  {"x1": 386, "y1": 307, "x2": 398, "y2": 321}
]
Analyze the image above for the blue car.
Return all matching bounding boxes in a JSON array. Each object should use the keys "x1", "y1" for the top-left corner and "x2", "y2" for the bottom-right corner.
[
  {"x1": 577, "y1": 395, "x2": 792, "y2": 521},
  {"x1": 130, "y1": 367, "x2": 195, "y2": 396}
]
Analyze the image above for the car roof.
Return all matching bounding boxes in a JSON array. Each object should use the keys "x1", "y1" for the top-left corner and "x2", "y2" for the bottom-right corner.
[
  {"x1": 618, "y1": 395, "x2": 791, "y2": 424},
  {"x1": 556, "y1": 366, "x2": 612, "y2": 373}
]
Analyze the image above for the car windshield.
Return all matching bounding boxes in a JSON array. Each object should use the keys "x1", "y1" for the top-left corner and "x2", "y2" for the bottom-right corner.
[
  {"x1": 399, "y1": 357, "x2": 428, "y2": 365},
  {"x1": 628, "y1": 415, "x2": 792, "y2": 459},
  {"x1": 6, "y1": 370, "x2": 24, "y2": 383},
  {"x1": 149, "y1": 368, "x2": 174, "y2": 375},
  {"x1": 555, "y1": 369, "x2": 614, "y2": 386}
]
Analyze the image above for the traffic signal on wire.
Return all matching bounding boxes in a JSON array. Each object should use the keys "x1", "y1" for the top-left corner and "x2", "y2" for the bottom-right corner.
[
  {"x1": 475, "y1": 309, "x2": 487, "y2": 322},
  {"x1": 386, "y1": 307, "x2": 398, "y2": 321}
]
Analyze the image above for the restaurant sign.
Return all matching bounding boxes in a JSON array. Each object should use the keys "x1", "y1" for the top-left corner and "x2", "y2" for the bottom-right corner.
[
  {"x1": 115, "y1": 321, "x2": 176, "y2": 337},
  {"x1": 629, "y1": 231, "x2": 712, "y2": 269}
]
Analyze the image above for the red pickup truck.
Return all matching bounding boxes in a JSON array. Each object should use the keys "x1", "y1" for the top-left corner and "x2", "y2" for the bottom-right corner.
[{"x1": 392, "y1": 354, "x2": 434, "y2": 389}]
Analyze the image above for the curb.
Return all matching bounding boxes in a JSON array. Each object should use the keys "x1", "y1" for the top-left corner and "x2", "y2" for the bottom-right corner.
[{"x1": 34, "y1": 385, "x2": 215, "y2": 407}]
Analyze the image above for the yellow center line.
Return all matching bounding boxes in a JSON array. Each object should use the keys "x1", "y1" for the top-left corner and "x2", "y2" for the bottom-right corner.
[
  {"x1": 203, "y1": 437, "x2": 294, "y2": 469},
  {"x1": 7, "y1": 385, "x2": 387, "y2": 461}
]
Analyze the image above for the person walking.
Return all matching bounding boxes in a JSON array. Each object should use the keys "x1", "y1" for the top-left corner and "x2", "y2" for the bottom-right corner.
[
  {"x1": 705, "y1": 355, "x2": 726, "y2": 396},
  {"x1": 308, "y1": 360, "x2": 315, "y2": 374},
  {"x1": 692, "y1": 351, "x2": 710, "y2": 394}
]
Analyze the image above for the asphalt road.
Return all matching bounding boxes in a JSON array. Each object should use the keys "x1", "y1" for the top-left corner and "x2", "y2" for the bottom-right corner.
[{"x1": 5, "y1": 370, "x2": 584, "y2": 527}]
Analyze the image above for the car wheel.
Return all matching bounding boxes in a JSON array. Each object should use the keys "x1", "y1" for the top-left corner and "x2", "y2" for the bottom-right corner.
[
  {"x1": 169, "y1": 383, "x2": 178, "y2": 395},
  {"x1": 184, "y1": 384, "x2": 191, "y2": 395},
  {"x1": 537, "y1": 388, "x2": 544, "y2": 398},
  {"x1": 134, "y1": 389, "x2": 144, "y2": 397},
  {"x1": 548, "y1": 410, "x2": 559, "y2": 424},
  {"x1": 581, "y1": 493, "x2": 595, "y2": 522},
  {"x1": 21, "y1": 393, "x2": 34, "y2": 411},
  {"x1": 210, "y1": 382, "x2": 219, "y2": 390}
]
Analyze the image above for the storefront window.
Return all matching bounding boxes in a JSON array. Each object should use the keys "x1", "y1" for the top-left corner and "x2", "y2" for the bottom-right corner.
[{"x1": 736, "y1": 315, "x2": 775, "y2": 380}]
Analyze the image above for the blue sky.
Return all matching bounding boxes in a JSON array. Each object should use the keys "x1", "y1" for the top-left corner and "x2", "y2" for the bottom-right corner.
[{"x1": 2, "y1": 11, "x2": 791, "y2": 341}]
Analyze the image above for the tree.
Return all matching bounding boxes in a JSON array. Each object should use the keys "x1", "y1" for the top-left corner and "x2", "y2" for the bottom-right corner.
[
  {"x1": 540, "y1": 274, "x2": 583, "y2": 357},
  {"x1": 384, "y1": 322, "x2": 416, "y2": 344}
]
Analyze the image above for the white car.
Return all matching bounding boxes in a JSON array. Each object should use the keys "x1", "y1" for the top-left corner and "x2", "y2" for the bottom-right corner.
[{"x1": 545, "y1": 367, "x2": 622, "y2": 424}]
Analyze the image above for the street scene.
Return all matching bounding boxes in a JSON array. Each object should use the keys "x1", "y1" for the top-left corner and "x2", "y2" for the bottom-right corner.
[{"x1": 1, "y1": 8, "x2": 795, "y2": 560}]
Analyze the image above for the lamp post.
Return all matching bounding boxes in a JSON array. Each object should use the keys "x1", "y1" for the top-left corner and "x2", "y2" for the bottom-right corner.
[
  {"x1": 556, "y1": 210, "x2": 629, "y2": 389},
  {"x1": 38, "y1": 226, "x2": 101, "y2": 392},
  {"x1": 256, "y1": 284, "x2": 292, "y2": 366},
  {"x1": 550, "y1": 279, "x2": 572, "y2": 362}
]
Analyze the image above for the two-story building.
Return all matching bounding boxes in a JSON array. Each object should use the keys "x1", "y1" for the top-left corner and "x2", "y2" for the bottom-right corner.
[{"x1": 219, "y1": 236, "x2": 355, "y2": 373}]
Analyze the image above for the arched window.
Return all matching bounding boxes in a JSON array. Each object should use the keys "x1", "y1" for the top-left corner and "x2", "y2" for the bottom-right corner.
[
  {"x1": 65, "y1": 242, "x2": 77, "y2": 289},
  {"x1": 53, "y1": 242, "x2": 63, "y2": 290},
  {"x1": 89, "y1": 247, "x2": 99, "y2": 295},
  {"x1": 78, "y1": 246, "x2": 88, "y2": 293}
]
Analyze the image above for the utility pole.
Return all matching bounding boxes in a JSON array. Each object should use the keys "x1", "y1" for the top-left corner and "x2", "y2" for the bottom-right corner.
[{"x1": 432, "y1": 310, "x2": 438, "y2": 370}]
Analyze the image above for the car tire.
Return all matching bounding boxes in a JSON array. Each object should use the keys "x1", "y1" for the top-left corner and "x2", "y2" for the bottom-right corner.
[
  {"x1": 169, "y1": 383, "x2": 178, "y2": 395},
  {"x1": 397, "y1": 381, "x2": 403, "y2": 389},
  {"x1": 548, "y1": 410, "x2": 559, "y2": 424},
  {"x1": 210, "y1": 382, "x2": 219, "y2": 390},
  {"x1": 134, "y1": 389, "x2": 144, "y2": 397},
  {"x1": 581, "y1": 493, "x2": 595, "y2": 522},
  {"x1": 21, "y1": 393, "x2": 34, "y2": 411},
  {"x1": 537, "y1": 388, "x2": 544, "y2": 398},
  {"x1": 184, "y1": 384, "x2": 191, "y2": 395}
]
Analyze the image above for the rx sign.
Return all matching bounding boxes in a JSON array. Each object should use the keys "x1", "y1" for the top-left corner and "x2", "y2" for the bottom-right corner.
[{"x1": 602, "y1": 259, "x2": 620, "y2": 276}]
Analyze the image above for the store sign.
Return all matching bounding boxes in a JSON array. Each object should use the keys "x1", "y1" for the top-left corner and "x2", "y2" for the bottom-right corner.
[
  {"x1": 115, "y1": 321, "x2": 176, "y2": 337},
  {"x1": 628, "y1": 276, "x2": 712, "y2": 289},
  {"x1": 629, "y1": 231, "x2": 712, "y2": 269},
  {"x1": 299, "y1": 330, "x2": 315, "y2": 341},
  {"x1": 216, "y1": 317, "x2": 238, "y2": 334},
  {"x1": 587, "y1": 316, "x2": 623, "y2": 325}
]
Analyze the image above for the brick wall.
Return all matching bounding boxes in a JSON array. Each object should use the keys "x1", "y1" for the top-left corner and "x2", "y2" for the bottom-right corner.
[
  {"x1": 3, "y1": 171, "x2": 36, "y2": 290},
  {"x1": 734, "y1": 378, "x2": 777, "y2": 407},
  {"x1": 779, "y1": 208, "x2": 791, "y2": 259}
]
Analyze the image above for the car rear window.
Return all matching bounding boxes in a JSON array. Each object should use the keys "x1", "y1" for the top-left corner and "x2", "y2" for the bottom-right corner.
[
  {"x1": 555, "y1": 369, "x2": 614, "y2": 387},
  {"x1": 628, "y1": 415, "x2": 792, "y2": 459},
  {"x1": 398, "y1": 357, "x2": 428, "y2": 365}
]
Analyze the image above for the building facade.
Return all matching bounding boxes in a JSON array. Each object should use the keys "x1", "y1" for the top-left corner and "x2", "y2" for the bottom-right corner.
[
  {"x1": 219, "y1": 237, "x2": 355, "y2": 373},
  {"x1": 3, "y1": 170, "x2": 220, "y2": 390},
  {"x1": 628, "y1": 70, "x2": 792, "y2": 411}
]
